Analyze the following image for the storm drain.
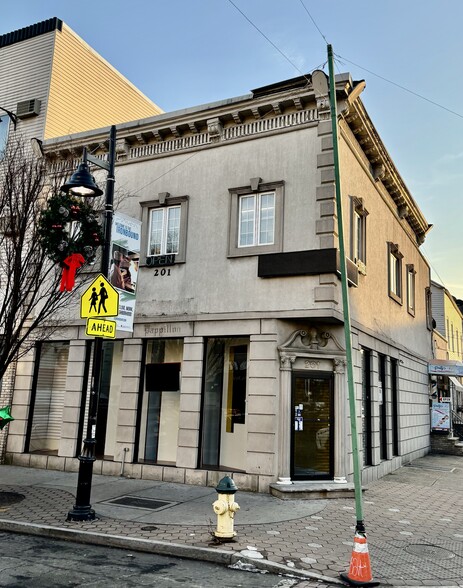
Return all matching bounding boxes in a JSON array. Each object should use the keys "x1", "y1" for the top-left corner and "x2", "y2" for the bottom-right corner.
[
  {"x1": 405, "y1": 544, "x2": 455, "y2": 561},
  {"x1": 0, "y1": 492, "x2": 25, "y2": 506},
  {"x1": 104, "y1": 495, "x2": 177, "y2": 511}
]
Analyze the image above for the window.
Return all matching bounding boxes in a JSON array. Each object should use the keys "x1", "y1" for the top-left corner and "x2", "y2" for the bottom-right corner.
[
  {"x1": 388, "y1": 243, "x2": 403, "y2": 303},
  {"x1": 425, "y1": 287, "x2": 433, "y2": 330},
  {"x1": 140, "y1": 193, "x2": 188, "y2": 264},
  {"x1": 228, "y1": 180, "x2": 284, "y2": 257},
  {"x1": 360, "y1": 347, "x2": 373, "y2": 467},
  {"x1": 0, "y1": 115, "x2": 10, "y2": 157},
  {"x1": 200, "y1": 338, "x2": 249, "y2": 470},
  {"x1": 136, "y1": 339, "x2": 183, "y2": 464},
  {"x1": 406, "y1": 264, "x2": 416, "y2": 316},
  {"x1": 149, "y1": 205, "x2": 181, "y2": 255},
  {"x1": 238, "y1": 192, "x2": 275, "y2": 247},
  {"x1": 350, "y1": 197, "x2": 368, "y2": 271},
  {"x1": 26, "y1": 341, "x2": 69, "y2": 454}
]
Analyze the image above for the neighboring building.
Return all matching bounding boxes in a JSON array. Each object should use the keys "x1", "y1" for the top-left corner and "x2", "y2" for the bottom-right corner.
[
  {"x1": 0, "y1": 17, "x2": 162, "y2": 461},
  {"x1": 429, "y1": 281, "x2": 463, "y2": 422},
  {"x1": 5, "y1": 71, "x2": 434, "y2": 493},
  {"x1": 0, "y1": 17, "x2": 162, "y2": 150}
]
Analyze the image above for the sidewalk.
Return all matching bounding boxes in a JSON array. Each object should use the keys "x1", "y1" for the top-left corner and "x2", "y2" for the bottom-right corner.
[{"x1": 1, "y1": 454, "x2": 463, "y2": 587}]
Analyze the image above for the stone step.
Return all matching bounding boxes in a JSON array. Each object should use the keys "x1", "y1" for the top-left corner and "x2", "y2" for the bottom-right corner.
[{"x1": 269, "y1": 482, "x2": 359, "y2": 500}]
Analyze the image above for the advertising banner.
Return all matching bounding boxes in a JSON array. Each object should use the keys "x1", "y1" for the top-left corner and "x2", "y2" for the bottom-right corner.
[
  {"x1": 431, "y1": 402, "x2": 451, "y2": 431},
  {"x1": 109, "y1": 212, "x2": 141, "y2": 332}
]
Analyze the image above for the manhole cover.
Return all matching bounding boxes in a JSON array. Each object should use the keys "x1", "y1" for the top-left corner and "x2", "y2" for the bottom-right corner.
[
  {"x1": 0, "y1": 492, "x2": 25, "y2": 506},
  {"x1": 405, "y1": 544, "x2": 455, "y2": 560},
  {"x1": 104, "y1": 496, "x2": 176, "y2": 511}
]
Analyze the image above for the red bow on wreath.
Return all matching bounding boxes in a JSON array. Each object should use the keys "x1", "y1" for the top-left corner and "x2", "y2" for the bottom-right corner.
[{"x1": 60, "y1": 253, "x2": 86, "y2": 292}]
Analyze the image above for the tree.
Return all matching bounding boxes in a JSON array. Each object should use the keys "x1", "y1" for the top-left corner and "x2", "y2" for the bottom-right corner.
[{"x1": 0, "y1": 138, "x2": 97, "y2": 382}]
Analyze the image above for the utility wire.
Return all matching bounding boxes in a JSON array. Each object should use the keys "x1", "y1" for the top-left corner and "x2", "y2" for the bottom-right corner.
[
  {"x1": 336, "y1": 53, "x2": 463, "y2": 121},
  {"x1": 298, "y1": 0, "x2": 329, "y2": 45},
  {"x1": 226, "y1": 0, "x2": 315, "y2": 83}
]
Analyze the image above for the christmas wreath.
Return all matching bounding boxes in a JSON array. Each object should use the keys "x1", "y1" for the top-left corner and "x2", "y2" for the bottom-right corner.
[{"x1": 39, "y1": 193, "x2": 104, "y2": 291}]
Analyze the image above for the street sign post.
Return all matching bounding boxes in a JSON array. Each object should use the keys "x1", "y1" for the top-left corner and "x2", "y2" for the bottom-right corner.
[{"x1": 81, "y1": 274, "x2": 119, "y2": 319}]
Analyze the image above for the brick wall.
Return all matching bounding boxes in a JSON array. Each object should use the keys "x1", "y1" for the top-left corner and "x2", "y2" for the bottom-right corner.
[{"x1": 430, "y1": 432, "x2": 463, "y2": 456}]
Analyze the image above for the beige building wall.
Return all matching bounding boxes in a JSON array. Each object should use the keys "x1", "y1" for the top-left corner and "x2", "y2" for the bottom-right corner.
[
  {"x1": 45, "y1": 24, "x2": 162, "y2": 139},
  {"x1": 444, "y1": 293, "x2": 463, "y2": 361}
]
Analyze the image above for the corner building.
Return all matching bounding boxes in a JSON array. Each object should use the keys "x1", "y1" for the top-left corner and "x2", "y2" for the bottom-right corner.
[{"x1": 6, "y1": 72, "x2": 433, "y2": 494}]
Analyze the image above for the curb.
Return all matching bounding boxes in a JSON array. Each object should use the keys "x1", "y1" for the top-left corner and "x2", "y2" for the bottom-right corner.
[{"x1": 0, "y1": 519, "x2": 344, "y2": 585}]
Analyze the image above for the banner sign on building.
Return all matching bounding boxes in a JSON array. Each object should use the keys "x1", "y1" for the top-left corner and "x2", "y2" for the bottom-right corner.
[
  {"x1": 428, "y1": 362, "x2": 463, "y2": 376},
  {"x1": 109, "y1": 212, "x2": 142, "y2": 332},
  {"x1": 431, "y1": 402, "x2": 451, "y2": 431}
]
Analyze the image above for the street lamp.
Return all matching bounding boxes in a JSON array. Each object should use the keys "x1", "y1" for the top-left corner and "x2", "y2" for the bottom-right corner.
[{"x1": 63, "y1": 125, "x2": 116, "y2": 521}]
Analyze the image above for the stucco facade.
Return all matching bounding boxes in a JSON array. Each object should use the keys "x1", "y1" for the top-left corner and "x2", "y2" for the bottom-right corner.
[{"x1": 5, "y1": 71, "x2": 433, "y2": 492}]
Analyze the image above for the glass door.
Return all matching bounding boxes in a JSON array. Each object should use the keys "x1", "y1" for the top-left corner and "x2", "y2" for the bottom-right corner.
[{"x1": 291, "y1": 371, "x2": 333, "y2": 480}]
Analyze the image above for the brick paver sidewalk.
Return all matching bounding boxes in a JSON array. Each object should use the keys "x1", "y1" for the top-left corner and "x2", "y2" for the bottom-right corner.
[{"x1": 1, "y1": 454, "x2": 463, "y2": 586}]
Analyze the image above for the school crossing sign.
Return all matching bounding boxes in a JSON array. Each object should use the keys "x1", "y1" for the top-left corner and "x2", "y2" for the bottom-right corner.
[{"x1": 81, "y1": 275, "x2": 119, "y2": 339}]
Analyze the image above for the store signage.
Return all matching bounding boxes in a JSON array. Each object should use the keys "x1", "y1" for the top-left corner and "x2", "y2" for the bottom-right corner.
[
  {"x1": 428, "y1": 363, "x2": 463, "y2": 376},
  {"x1": 146, "y1": 254, "x2": 176, "y2": 267},
  {"x1": 80, "y1": 274, "x2": 119, "y2": 319},
  {"x1": 431, "y1": 402, "x2": 450, "y2": 431}
]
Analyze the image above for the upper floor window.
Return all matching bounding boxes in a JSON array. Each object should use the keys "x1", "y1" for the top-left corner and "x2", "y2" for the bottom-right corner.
[
  {"x1": 228, "y1": 179, "x2": 284, "y2": 257},
  {"x1": 149, "y1": 205, "x2": 181, "y2": 256},
  {"x1": 388, "y1": 242, "x2": 403, "y2": 304},
  {"x1": 140, "y1": 193, "x2": 188, "y2": 265},
  {"x1": 350, "y1": 197, "x2": 368, "y2": 271},
  {"x1": 0, "y1": 115, "x2": 10, "y2": 158},
  {"x1": 238, "y1": 192, "x2": 275, "y2": 247},
  {"x1": 406, "y1": 264, "x2": 416, "y2": 316}
]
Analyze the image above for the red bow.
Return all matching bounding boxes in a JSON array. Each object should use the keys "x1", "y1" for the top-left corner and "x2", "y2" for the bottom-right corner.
[{"x1": 60, "y1": 253, "x2": 86, "y2": 292}]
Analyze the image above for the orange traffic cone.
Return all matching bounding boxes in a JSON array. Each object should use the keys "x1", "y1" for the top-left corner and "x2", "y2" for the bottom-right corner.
[{"x1": 340, "y1": 531, "x2": 379, "y2": 587}]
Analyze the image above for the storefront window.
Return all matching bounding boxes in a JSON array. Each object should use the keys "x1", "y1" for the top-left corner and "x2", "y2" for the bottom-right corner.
[
  {"x1": 138, "y1": 339, "x2": 183, "y2": 464},
  {"x1": 27, "y1": 341, "x2": 69, "y2": 454},
  {"x1": 200, "y1": 338, "x2": 248, "y2": 471}
]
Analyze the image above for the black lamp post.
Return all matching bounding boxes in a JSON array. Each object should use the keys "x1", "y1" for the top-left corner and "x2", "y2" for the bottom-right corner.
[{"x1": 63, "y1": 125, "x2": 116, "y2": 521}]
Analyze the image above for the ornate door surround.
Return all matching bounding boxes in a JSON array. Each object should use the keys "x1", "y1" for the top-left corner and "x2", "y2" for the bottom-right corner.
[{"x1": 277, "y1": 328, "x2": 347, "y2": 485}]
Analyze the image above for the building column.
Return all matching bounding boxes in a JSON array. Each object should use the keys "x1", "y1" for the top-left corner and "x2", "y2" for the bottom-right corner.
[
  {"x1": 176, "y1": 336, "x2": 204, "y2": 469},
  {"x1": 59, "y1": 340, "x2": 88, "y2": 458},
  {"x1": 333, "y1": 358, "x2": 348, "y2": 483},
  {"x1": 276, "y1": 355, "x2": 295, "y2": 484}
]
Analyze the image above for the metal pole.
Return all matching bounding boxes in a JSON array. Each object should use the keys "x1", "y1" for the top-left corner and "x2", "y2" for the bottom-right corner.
[
  {"x1": 67, "y1": 125, "x2": 116, "y2": 521},
  {"x1": 327, "y1": 46, "x2": 365, "y2": 532}
]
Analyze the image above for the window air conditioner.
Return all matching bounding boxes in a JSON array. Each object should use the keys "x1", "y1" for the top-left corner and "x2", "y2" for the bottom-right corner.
[{"x1": 16, "y1": 99, "x2": 41, "y2": 119}]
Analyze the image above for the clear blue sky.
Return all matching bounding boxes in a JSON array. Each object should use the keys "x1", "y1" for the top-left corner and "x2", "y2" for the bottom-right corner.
[{"x1": 3, "y1": 1, "x2": 462, "y2": 297}]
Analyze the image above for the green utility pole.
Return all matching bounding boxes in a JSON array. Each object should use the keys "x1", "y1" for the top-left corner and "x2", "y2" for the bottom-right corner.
[{"x1": 327, "y1": 45, "x2": 365, "y2": 532}]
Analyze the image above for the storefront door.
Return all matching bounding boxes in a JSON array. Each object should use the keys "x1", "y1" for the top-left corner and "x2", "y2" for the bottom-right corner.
[{"x1": 291, "y1": 371, "x2": 333, "y2": 480}]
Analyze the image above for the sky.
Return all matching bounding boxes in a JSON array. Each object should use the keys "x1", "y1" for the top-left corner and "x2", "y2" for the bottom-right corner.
[{"x1": 2, "y1": 0, "x2": 462, "y2": 297}]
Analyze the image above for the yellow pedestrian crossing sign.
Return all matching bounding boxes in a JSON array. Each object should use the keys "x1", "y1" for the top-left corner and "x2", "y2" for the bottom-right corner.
[
  {"x1": 86, "y1": 318, "x2": 117, "y2": 339},
  {"x1": 80, "y1": 274, "x2": 119, "y2": 319}
]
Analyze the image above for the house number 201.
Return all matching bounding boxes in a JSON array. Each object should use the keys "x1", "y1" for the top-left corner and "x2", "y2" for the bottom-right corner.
[{"x1": 154, "y1": 268, "x2": 171, "y2": 276}]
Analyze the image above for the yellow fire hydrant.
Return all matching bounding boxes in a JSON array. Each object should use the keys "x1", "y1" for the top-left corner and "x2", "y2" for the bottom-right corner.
[{"x1": 212, "y1": 475, "x2": 240, "y2": 540}]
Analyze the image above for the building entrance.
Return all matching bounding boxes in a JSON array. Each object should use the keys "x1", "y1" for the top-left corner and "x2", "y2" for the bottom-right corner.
[{"x1": 291, "y1": 371, "x2": 333, "y2": 480}]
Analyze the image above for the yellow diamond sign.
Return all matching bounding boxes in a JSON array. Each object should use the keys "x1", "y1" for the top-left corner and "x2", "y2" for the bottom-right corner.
[
  {"x1": 86, "y1": 318, "x2": 117, "y2": 339},
  {"x1": 80, "y1": 274, "x2": 119, "y2": 319}
]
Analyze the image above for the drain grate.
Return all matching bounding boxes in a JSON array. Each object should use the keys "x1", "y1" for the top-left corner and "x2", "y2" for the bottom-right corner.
[
  {"x1": 104, "y1": 495, "x2": 177, "y2": 511},
  {"x1": 0, "y1": 492, "x2": 25, "y2": 506},
  {"x1": 405, "y1": 544, "x2": 455, "y2": 561}
]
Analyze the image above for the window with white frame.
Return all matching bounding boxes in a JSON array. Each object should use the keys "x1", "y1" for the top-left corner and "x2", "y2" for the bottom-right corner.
[
  {"x1": 228, "y1": 180, "x2": 284, "y2": 257},
  {"x1": 149, "y1": 205, "x2": 181, "y2": 256},
  {"x1": 388, "y1": 243, "x2": 403, "y2": 303},
  {"x1": 406, "y1": 264, "x2": 416, "y2": 316},
  {"x1": 350, "y1": 197, "x2": 368, "y2": 270},
  {"x1": 140, "y1": 193, "x2": 189, "y2": 264},
  {"x1": 238, "y1": 192, "x2": 275, "y2": 247}
]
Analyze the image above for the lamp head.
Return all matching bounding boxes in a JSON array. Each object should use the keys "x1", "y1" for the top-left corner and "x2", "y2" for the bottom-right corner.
[{"x1": 61, "y1": 161, "x2": 103, "y2": 197}]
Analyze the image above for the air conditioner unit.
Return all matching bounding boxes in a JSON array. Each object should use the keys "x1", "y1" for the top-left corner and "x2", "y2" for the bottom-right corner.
[{"x1": 16, "y1": 99, "x2": 41, "y2": 119}]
